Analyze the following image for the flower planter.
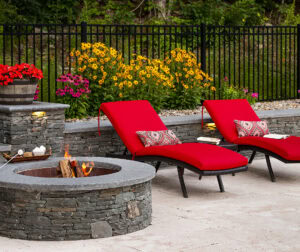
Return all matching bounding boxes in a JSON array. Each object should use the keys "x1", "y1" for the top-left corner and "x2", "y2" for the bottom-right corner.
[{"x1": 0, "y1": 79, "x2": 38, "y2": 105}]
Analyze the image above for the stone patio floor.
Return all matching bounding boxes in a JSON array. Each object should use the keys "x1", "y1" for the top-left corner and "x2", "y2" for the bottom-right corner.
[{"x1": 1, "y1": 157, "x2": 300, "y2": 252}]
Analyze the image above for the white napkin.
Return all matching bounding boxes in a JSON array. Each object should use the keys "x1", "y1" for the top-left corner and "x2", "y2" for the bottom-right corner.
[
  {"x1": 263, "y1": 134, "x2": 289, "y2": 139},
  {"x1": 197, "y1": 137, "x2": 221, "y2": 145}
]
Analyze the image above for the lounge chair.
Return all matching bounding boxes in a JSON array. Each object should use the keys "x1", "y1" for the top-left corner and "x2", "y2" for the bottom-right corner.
[
  {"x1": 204, "y1": 99, "x2": 300, "y2": 182},
  {"x1": 99, "y1": 100, "x2": 248, "y2": 197}
]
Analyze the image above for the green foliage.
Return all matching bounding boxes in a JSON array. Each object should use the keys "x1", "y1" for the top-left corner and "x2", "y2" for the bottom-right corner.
[
  {"x1": 79, "y1": 0, "x2": 101, "y2": 24},
  {"x1": 180, "y1": 0, "x2": 225, "y2": 25},
  {"x1": 0, "y1": 0, "x2": 295, "y2": 25},
  {"x1": 282, "y1": 0, "x2": 300, "y2": 25},
  {"x1": 0, "y1": 0, "x2": 23, "y2": 23},
  {"x1": 223, "y1": 0, "x2": 265, "y2": 26},
  {"x1": 57, "y1": 94, "x2": 89, "y2": 119},
  {"x1": 2, "y1": 0, "x2": 80, "y2": 24},
  {"x1": 97, "y1": 0, "x2": 135, "y2": 24},
  {"x1": 220, "y1": 81, "x2": 257, "y2": 105}
]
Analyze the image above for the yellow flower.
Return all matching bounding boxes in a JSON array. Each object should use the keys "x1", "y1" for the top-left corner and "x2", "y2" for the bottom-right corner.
[
  {"x1": 98, "y1": 80, "x2": 104, "y2": 85},
  {"x1": 127, "y1": 75, "x2": 133, "y2": 80},
  {"x1": 70, "y1": 52, "x2": 74, "y2": 57},
  {"x1": 211, "y1": 86, "x2": 216, "y2": 91},
  {"x1": 133, "y1": 80, "x2": 138, "y2": 85},
  {"x1": 75, "y1": 50, "x2": 81, "y2": 56},
  {"x1": 146, "y1": 74, "x2": 151, "y2": 78},
  {"x1": 93, "y1": 76, "x2": 97, "y2": 80},
  {"x1": 113, "y1": 76, "x2": 118, "y2": 81},
  {"x1": 128, "y1": 81, "x2": 132, "y2": 88},
  {"x1": 119, "y1": 93, "x2": 123, "y2": 98},
  {"x1": 114, "y1": 82, "x2": 118, "y2": 86}
]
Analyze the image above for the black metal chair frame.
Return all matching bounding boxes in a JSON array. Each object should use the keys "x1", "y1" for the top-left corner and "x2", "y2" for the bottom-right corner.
[
  {"x1": 107, "y1": 148, "x2": 247, "y2": 198},
  {"x1": 238, "y1": 145, "x2": 300, "y2": 182}
]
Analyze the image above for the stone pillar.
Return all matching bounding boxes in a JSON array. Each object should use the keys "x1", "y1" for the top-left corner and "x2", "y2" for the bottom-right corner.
[{"x1": 0, "y1": 102, "x2": 69, "y2": 156}]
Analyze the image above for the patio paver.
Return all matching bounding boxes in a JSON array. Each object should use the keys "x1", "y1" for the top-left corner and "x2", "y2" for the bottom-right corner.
[{"x1": 1, "y1": 158, "x2": 300, "y2": 251}]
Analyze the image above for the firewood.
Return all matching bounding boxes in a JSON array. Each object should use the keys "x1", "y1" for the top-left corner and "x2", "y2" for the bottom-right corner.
[
  {"x1": 59, "y1": 160, "x2": 73, "y2": 178},
  {"x1": 76, "y1": 165, "x2": 85, "y2": 177}
]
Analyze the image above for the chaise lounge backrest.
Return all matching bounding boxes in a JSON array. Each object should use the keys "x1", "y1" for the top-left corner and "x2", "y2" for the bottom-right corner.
[
  {"x1": 204, "y1": 99, "x2": 261, "y2": 143},
  {"x1": 100, "y1": 100, "x2": 167, "y2": 155}
]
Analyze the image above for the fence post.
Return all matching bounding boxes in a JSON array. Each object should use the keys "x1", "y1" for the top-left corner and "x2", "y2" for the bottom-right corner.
[
  {"x1": 297, "y1": 24, "x2": 300, "y2": 97},
  {"x1": 81, "y1": 21, "x2": 87, "y2": 43},
  {"x1": 200, "y1": 23, "x2": 206, "y2": 72}
]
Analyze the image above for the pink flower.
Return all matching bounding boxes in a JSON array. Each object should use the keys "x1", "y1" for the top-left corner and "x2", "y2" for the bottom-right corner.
[
  {"x1": 251, "y1": 92, "x2": 258, "y2": 98},
  {"x1": 298, "y1": 90, "x2": 300, "y2": 94},
  {"x1": 243, "y1": 88, "x2": 248, "y2": 94},
  {"x1": 224, "y1": 76, "x2": 228, "y2": 82}
]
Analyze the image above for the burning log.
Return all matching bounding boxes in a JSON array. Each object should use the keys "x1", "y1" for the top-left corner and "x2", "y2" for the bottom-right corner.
[
  {"x1": 58, "y1": 160, "x2": 74, "y2": 178},
  {"x1": 76, "y1": 166, "x2": 85, "y2": 177},
  {"x1": 57, "y1": 145, "x2": 95, "y2": 178}
]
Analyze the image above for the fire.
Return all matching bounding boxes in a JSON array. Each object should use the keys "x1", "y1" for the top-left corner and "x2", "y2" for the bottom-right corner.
[
  {"x1": 81, "y1": 162, "x2": 94, "y2": 176},
  {"x1": 64, "y1": 145, "x2": 72, "y2": 160},
  {"x1": 63, "y1": 145, "x2": 94, "y2": 177}
]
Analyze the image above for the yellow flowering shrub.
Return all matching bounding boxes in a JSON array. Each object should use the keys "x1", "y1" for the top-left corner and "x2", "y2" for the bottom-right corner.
[
  {"x1": 70, "y1": 42, "x2": 122, "y2": 115},
  {"x1": 164, "y1": 48, "x2": 215, "y2": 109},
  {"x1": 69, "y1": 43, "x2": 214, "y2": 115},
  {"x1": 112, "y1": 55, "x2": 174, "y2": 111}
]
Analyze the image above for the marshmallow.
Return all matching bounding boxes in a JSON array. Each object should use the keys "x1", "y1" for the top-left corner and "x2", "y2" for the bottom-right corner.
[{"x1": 17, "y1": 149, "x2": 24, "y2": 156}]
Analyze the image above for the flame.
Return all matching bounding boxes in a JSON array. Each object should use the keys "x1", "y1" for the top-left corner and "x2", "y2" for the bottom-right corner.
[
  {"x1": 64, "y1": 145, "x2": 72, "y2": 160},
  {"x1": 81, "y1": 162, "x2": 94, "y2": 176}
]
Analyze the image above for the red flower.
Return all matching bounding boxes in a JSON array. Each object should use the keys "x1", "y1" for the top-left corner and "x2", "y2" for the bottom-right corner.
[{"x1": 0, "y1": 63, "x2": 43, "y2": 86}]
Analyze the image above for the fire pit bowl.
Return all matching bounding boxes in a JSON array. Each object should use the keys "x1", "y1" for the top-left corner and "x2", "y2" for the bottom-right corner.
[{"x1": 0, "y1": 157, "x2": 155, "y2": 240}]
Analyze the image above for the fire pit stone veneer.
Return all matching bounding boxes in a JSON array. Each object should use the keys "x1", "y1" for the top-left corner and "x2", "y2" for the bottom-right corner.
[{"x1": 0, "y1": 157, "x2": 155, "y2": 240}]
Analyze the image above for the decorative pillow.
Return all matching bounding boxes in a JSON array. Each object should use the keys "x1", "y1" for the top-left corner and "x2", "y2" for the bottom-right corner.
[
  {"x1": 136, "y1": 130, "x2": 182, "y2": 147},
  {"x1": 234, "y1": 120, "x2": 269, "y2": 137}
]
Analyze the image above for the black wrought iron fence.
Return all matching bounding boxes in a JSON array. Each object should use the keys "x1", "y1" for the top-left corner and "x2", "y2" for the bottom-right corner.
[{"x1": 0, "y1": 22, "x2": 299, "y2": 102}]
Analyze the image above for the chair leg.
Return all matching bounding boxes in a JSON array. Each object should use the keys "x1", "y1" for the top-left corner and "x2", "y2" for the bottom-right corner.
[
  {"x1": 155, "y1": 161, "x2": 161, "y2": 173},
  {"x1": 265, "y1": 155, "x2": 276, "y2": 182},
  {"x1": 249, "y1": 151, "x2": 256, "y2": 164},
  {"x1": 217, "y1": 175, "x2": 225, "y2": 192},
  {"x1": 177, "y1": 166, "x2": 188, "y2": 198}
]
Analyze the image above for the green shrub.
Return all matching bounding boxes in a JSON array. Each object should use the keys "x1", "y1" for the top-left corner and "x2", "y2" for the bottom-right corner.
[
  {"x1": 220, "y1": 77, "x2": 258, "y2": 104},
  {"x1": 223, "y1": 0, "x2": 265, "y2": 26}
]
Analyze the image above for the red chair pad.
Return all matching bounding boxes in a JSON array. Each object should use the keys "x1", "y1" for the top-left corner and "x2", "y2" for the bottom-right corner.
[
  {"x1": 100, "y1": 100, "x2": 167, "y2": 154},
  {"x1": 234, "y1": 136, "x2": 300, "y2": 161},
  {"x1": 204, "y1": 99, "x2": 260, "y2": 143},
  {"x1": 135, "y1": 143, "x2": 248, "y2": 171}
]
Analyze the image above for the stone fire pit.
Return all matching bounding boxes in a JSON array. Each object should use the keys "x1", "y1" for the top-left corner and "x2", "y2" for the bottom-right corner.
[{"x1": 0, "y1": 157, "x2": 155, "y2": 240}]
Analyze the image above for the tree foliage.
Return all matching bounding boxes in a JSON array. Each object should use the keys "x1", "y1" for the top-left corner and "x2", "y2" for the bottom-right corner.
[{"x1": 0, "y1": 0, "x2": 295, "y2": 25}]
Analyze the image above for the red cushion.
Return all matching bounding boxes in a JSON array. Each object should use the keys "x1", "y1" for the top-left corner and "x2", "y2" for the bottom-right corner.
[
  {"x1": 136, "y1": 143, "x2": 248, "y2": 171},
  {"x1": 204, "y1": 99, "x2": 260, "y2": 142},
  {"x1": 100, "y1": 100, "x2": 167, "y2": 154},
  {"x1": 136, "y1": 130, "x2": 182, "y2": 147},
  {"x1": 234, "y1": 136, "x2": 300, "y2": 161},
  {"x1": 234, "y1": 120, "x2": 269, "y2": 137}
]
